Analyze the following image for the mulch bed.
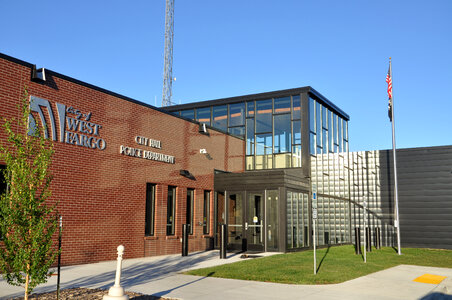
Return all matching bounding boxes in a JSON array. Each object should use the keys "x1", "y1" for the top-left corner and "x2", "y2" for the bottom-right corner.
[{"x1": 9, "y1": 287, "x2": 176, "y2": 300}]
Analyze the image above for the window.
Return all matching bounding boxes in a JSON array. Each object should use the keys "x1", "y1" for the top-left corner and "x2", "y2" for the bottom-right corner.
[
  {"x1": 274, "y1": 114, "x2": 291, "y2": 153},
  {"x1": 255, "y1": 99, "x2": 272, "y2": 133},
  {"x1": 167, "y1": 186, "x2": 176, "y2": 235},
  {"x1": 274, "y1": 96, "x2": 290, "y2": 114},
  {"x1": 186, "y1": 189, "x2": 194, "y2": 234},
  {"x1": 246, "y1": 101, "x2": 255, "y2": 117},
  {"x1": 292, "y1": 95, "x2": 301, "y2": 120},
  {"x1": 228, "y1": 126, "x2": 245, "y2": 138},
  {"x1": 196, "y1": 107, "x2": 211, "y2": 125},
  {"x1": 309, "y1": 98, "x2": 315, "y2": 132},
  {"x1": 145, "y1": 183, "x2": 156, "y2": 236},
  {"x1": 213, "y1": 105, "x2": 227, "y2": 131},
  {"x1": 180, "y1": 109, "x2": 195, "y2": 120},
  {"x1": 203, "y1": 191, "x2": 210, "y2": 234},
  {"x1": 229, "y1": 103, "x2": 245, "y2": 127},
  {"x1": 246, "y1": 118, "x2": 255, "y2": 155}
]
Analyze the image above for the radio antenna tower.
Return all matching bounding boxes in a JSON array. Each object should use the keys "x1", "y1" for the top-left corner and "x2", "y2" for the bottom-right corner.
[{"x1": 162, "y1": 0, "x2": 175, "y2": 107}]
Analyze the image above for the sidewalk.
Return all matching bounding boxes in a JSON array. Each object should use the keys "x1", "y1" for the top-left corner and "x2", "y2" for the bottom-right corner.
[{"x1": 1, "y1": 250, "x2": 451, "y2": 300}]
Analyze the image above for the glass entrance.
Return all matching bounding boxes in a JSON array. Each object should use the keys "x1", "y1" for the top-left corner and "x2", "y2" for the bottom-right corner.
[
  {"x1": 246, "y1": 192, "x2": 264, "y2": 251},
  {"x1": 227, "y1": 193, "x2": 244, "y2": 250},
  {"x1": 219, "y1": 190, "x2": 279, "y2": 252}
]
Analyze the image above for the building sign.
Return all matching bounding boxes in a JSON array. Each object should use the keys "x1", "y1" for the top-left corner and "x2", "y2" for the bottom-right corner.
[
  {"x1": 28, "y1": 96, "x2": 106, "y2": 150},
  {"x1": 119, "y1": 135, "x2": 175, "y2": 164}
]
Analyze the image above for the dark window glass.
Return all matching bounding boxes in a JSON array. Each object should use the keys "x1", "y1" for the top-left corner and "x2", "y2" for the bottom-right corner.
[
  {"x1": 309, "y1": 98, "x2": 315, "y2": 132},
  {"x1": 196, "y1": 107, "x2": 211, "y2": 125},
  {"x1": 274, "y1": 114, "x2": 291, "y2": 153},
  {"x1": 213, "y1": 105, "x2": 227, "y2": 131},
  {"x1": 247, "y1": 101, "x2": 255, "y2": 117},
  {"x1": 181, "y1": 109, "x2": 195, "y2": 120},
  {"x1": 256, "y1": 99, "x2": 272, "y2": 133},
  {"x1": 229, "y1": 103, "x2": 245, "y2": 127},
  {"x1": 292, "y1": 95, "x2": 301, "y2": 120},
  {"x1": 203, "y1": 191, "x2": 211, "y2": 234},
  {"x1": 167, "y1": 186, "x2": 176, "y2": 235},
  {"x1": 145, "y1": 183, "x2": 156, "y2": 236},
  {"x1": 228, "y1": 126, "x2": 245, "y2": 137},
  {"x1": 274, "y1": 97, "x2": 290, "y2": 114},
  {"x1": 293, "y1": 120, "x2": 301, "y2": 144},
  {"x1": 246, "y1": 118, "x2": 255, "y2": 155},
  {"x1": 187, "y1": 189, "x2": 194, "y2": 234}
]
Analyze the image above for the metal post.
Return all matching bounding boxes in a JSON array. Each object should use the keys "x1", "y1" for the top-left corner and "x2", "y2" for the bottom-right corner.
[
  {"x1": 312, "y1": 184, "x2": 317, "y2": 275},
  {"x1": 363, "y1": 200, "x2": 367, "y2": 263},
  {"x1": 354, "y1": 227, "x2": 361, "y2": 255},
  {"x1": 375, "y1": 227, "x2": 381, "y2": 249},
  {"x1": 182, "y1": 224, "x2": 188, "y2": 256},
  {"x1": 57, "y1": 215, "x2": 62, "y2": 300},
  {"x1": 366, "y1": 227, "x2": 371, "y2": 252},
  {"x1": 313, "y1": 218, "x2": 317, "y2": 275},
  {"x1": 388, "y1": 58, "x2": 402, "y2": 255},
  {"x1": 220, "y1": 224, "x2": 227, "y2": 259}
]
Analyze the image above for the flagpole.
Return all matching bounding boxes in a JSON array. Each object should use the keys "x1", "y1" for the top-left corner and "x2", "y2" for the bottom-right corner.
[{"x1": 389, "y1": 57, "x2": 402, "y2": 255}]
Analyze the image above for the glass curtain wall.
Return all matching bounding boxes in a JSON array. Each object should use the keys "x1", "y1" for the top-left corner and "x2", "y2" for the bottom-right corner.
[
  {"x1": 309, "y1": 97, "x2": 351, "y2": 246},
  {"x1": 175, "y1": 95, "x2": 302, "y2": 170}
]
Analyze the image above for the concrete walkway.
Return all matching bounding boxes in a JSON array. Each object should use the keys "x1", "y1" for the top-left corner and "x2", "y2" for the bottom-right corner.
[{"x1": 1, "y1": 250, "x2": 452, "y2": 300}]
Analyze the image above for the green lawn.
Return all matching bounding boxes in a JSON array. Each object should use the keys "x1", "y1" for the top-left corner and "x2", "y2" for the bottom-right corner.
[{"x1": 185, "y1": 246, "x2": 452, "y2": 284}]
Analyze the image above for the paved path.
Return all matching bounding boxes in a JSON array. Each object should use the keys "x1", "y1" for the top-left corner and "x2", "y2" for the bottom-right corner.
[{"x1": 1, "y1": 250, "x2": 452, "y2": 299}]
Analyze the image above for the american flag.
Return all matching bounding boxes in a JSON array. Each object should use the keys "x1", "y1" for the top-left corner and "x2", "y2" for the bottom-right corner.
[
  {"x1": 386, "y1": 60, "x2": 393, "y2": 121},
  {"x1": 386, "y1": 65, "x2": 392, "y2": 99}
]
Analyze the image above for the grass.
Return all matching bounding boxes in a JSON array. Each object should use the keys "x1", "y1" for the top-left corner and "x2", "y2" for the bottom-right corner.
[{"x1": 185, "y1": 245, "x2": 452, "y2": 284}]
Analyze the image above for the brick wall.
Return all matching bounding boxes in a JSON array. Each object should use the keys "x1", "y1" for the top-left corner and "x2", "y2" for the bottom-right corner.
[{"x1": 0, "y1": 53, "x2": 245, "y2": 266}]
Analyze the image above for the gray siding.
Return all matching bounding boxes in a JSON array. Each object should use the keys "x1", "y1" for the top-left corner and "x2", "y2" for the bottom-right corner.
[{"x1": 378, "y1": 145, "x2": 452, "y2": 249}]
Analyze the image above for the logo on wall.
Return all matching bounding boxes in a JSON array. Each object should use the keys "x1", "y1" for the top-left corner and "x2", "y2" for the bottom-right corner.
[{"x1": 28, "y1": 96, "x2": 106, "y2": 150}]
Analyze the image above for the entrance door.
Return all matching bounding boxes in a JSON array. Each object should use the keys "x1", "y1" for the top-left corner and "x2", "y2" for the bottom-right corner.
[
  {"x1": 225, "y1": 191, "x2": 266, "y2": 252},
  {"x1": 227, "y1": 192, "x2": 244, "y2": 250},
  {"x1": 245, "y1": 192, "x2": 264, "y2": 251}
]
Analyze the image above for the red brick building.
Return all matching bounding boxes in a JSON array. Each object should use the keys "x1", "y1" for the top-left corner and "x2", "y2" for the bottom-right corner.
[{"x1": 0, "y1": 53, "x2": 245, "y2": 266}]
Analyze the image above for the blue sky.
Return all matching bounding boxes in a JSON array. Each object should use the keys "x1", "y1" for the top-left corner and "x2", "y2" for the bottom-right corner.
[{"x1": 1, "y1": 0, "x2": 451, "y2": 151}]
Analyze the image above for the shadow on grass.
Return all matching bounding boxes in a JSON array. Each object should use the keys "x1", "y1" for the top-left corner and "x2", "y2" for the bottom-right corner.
[{"x1": 316, "y1": 246, "x2": 331, "y2": 273}]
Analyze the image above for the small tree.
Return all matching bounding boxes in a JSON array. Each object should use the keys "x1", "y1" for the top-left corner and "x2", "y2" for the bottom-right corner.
[{"x1": 0, "y1": 89, "x2": 58, "y2": 300}]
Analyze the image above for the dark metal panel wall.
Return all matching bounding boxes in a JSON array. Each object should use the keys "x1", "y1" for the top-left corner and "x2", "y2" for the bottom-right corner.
[{"x1": 378, "y1": 145, "x2": 452, "y2": 250}]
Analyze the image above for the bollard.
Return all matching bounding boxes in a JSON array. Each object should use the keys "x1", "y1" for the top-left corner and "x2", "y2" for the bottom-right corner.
[
  {"x1": 103, "y1": 245, "x2": 129, "y2": 300},
  {"x1": 366, "y1": 227, "x2": 372, "y2": 252},
  {"x1": 375, "y1": 227, "x2": 381, "y2": 249},
  {"x1": 182, "y1": 224, "x2": 189, "y2": 257},
  {"x1": 354, "y1": 227, "x2": 361, "y2": 255},
  {"x1": 220, "y1": 224, "x2": 227, "y2": 259}
]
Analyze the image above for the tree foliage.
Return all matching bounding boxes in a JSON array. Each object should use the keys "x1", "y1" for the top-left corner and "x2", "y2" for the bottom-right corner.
[{"x1": 0, "y1": 89, "x2": 58, "y2": 298}]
